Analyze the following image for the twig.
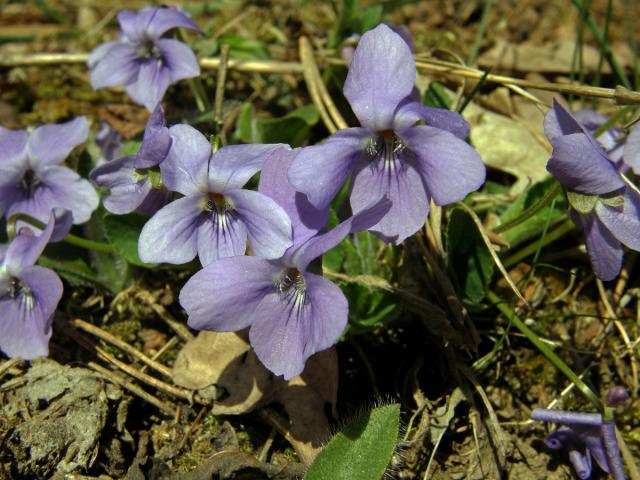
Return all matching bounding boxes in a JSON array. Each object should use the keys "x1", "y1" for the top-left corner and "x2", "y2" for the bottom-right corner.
[
  {"x1": 176, "y1": 405, "x2": 208, "y2": 452},
  {"x1": 596, "y1": 279, "x2": 638, "y2": 398},
  {"x1": 0, "y1": 358, "x2": 22, "y2": 380},
  {"x1": 70, "y1": 318, "x2": 173, "y2": 378},
  {"x1": 140, "y1": 336, "x2": 178, "y2": 374},
  {"x1": 135, "y1": 290, "x2": 194, "y2": 342},
  {"x1": 3, "y1": 51, "x2": 639, "y2": 104},
  {"x1": 299, "y1": 37, "x2": 338, "y2": 133},
  {"x1": 299, "y1": 37, "x2": 347, "y2": 130},
  {"x1": 89, "y1": 361, "x2": 175, "y2": 415},
  {"x1": 65, "y1": 323, "x2": 205, "y2": 404}
]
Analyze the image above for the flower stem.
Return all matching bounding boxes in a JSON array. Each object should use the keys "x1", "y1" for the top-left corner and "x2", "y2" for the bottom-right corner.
[
  {"x1": 9, "y1": 214, "x2": 115, "y2": 254},
  {"x1": 493, "y1": 181, "x2": 563, "y2": 234},
  {"x1": 487, "y1": 290, "x2": 603, "y2": 412},
  {"x1": 503, "y1": 218, "x2": 574, "y2": 267}
]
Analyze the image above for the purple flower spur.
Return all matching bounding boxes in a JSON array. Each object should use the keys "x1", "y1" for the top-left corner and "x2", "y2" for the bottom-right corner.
[
  {"x1": 180, "y1": 148, "x2": 391, "y2": 379},
  {"x1": 90, "y1": 105, "x2": 172, "y2": 216},
  {"x1": 288, "y1": 24, "x2": 485, "y2": 244},
  {"x1": 138, "y1": 125, "x2": 292, "y2": 266},
  {"x1": 88, "y1": 7, "x2": 202, "y2": 111},
  {"x1": 532, "y1": 408, "x2": 625, "y2": 480},
  {"x1": 545, "y1": 101, "x2": 640, "y2": 281},
  {"x1": 0, "y1": 117, "x2": 98, "y2": 226},
  {"x1": 0, "y1": 213, "x2": 63, "y2": 360}
]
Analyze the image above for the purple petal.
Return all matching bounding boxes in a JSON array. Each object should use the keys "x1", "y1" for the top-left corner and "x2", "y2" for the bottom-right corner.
[
  {"x1": 344, "y1": 24, "x2": 416, "y2": 131},
  {"x1": 0, "y1": 265, "x2": 62, "y2": 360},
  {"x1": 181, "y1": 255, "x2": 280, "y2": 331},
  {"x1": 292, "y1": 197, "x2": 391, "y2": 270},
  {"x1": 125, "y1": 59, "x2": 171, "y2": 111},
  {"x1": 138, "y1": 195, "x2": 201, "y2": 264},
  {"x1": 116, "y1": 10, "x2": 146, "y2": 41},
  {"x1": 89, "y1": 43, "x2": 139, "y2": 89},
  {"x1": 50, "y1": 208, "x2": 73, "y2": 242},
  {"x1": 568, "y1": 448, "x2": 593, "y2": 480},
  {"x1": 625, "y1": 125, "x2": 640, "y2": 174},
  {"x1": 196, "y1": 209, "x2": 248, "y2": 266},
  {"x1": 91, "y1": 156, "x2": 150, "y2": 215},
  {"x1": 156, "y1": 38, "x2": 200, "y2": 83},
  {"x1": 288, "y1": 128, "x2": 367, "y2": 209},
  {"x1": 136, "y1": 187, "x2": 172, "y2": 216},
  {"x1": 600, "y1": 421, "x2": 625, "y2": 479},
  {"x1": 548, "y1": 133, "x2": 624, "y2": 195},
  {"x1": 544, "y1": 100, "x2": 583, "y2": 140},
  {"x1": 393, "y1": 100, "x2": 470, "y2": 139},
  {"x1": 87, "y1": 41, "x2": 118, "y2": 68},
  {"x1": 27, "y1": 117, "x2": 89, "y2": 167},
  {"x1": 596, "y1": 188, "x2": 640, "y2": 251},
  {"x1": 5, "y1": 214, "x2": 55, "y2": 274},
  {"x1": 259, "y1": 147, "x2": 328, "y2": 245},
  {"x1": 225, "y1": 189, "x2": 292, "y2": 260},
  {"x1": 531, "y1": 408, "x2": 603, "y2": 426},
  {"x1": 143, "y1": 7, "x2": 202, "y2": 38},
  {"x1": 161, "y1": 125, "x2": 211, "y2": 195},
  {"x1": 572, "y1": 211, "x2": 623, "y2": 281},
  {"x1": 402, "y1": 125, "x2": 485, "y2": 205},
  {"x1": 135, "y1": 104, "x2": 171, "y2": 169},
  {"x1": 0, "y1": 127, "x2": 28, "y2": 168},
  {"x1": 7, "y1": 166, "x2": 98, "y2": 225},
  {"x1": 350, "y1": 154, "x2": 428, "y2": 244},
  {"x1": 208, "y1": 144, "x2": 285, "y2": 193},
  {"x1": 566, "y1": 424, "x2": 609, "y2": 475},
  {"x1": 249, "y1": 271, "x2": 347, "y2": 380}
]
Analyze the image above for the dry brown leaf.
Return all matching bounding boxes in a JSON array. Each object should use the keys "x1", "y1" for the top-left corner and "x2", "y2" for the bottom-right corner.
[{"x1": 463, "y1": 102, "x2": 550, "y2": 193}]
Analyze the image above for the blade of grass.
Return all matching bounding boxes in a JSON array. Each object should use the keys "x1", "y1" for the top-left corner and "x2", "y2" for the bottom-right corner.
[
  {"x1": 487, "y1": 290, "x2": 602, "y2": 411},
  {"x1": 503, "y1": 219, "x2": 575, "y2": 268},
  {"x1": 594, "y1": 0, "x2": 613, "y2": 90},
  {"x1": 458, "y1": 68, "x2": 492, "y2": 114},
  {"x1": 570, "y1": 0, "x2": 632, "y2": 89},
  {"x1": 467, "y1": 0, "x2": 494, "y2": 66}
]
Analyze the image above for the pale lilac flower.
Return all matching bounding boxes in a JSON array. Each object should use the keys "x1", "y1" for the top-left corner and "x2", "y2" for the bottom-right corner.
[
  {"x1": 0, "y1": 117, "x2": 98, "y2": 226},
  {"x1": 545, "y1": 100, "x2": 640, "y2": 281},
  {"x1": 88, "y1": 7, "x2": 202, "y2": 111},
  {"x1": 95, "y1": 122, "x2": 123, "y2": 167},
  {"x1": 532, "y1": 408, "x2": 625, "y2": 480},
  {"x1": 90, "y1": 105, "x2": 172, "y2": 216},
  {"x1": 138, "y1": 125, "x2": 292, "y2": 266},
  {"x1": 0, "y1": 213, "x2": 63, "y2": 360},
  {"x1": 180, "y1": 148, "x2": 391, "y2": 379},
  {"x1": 288, "y1": 24, "x2": 485, "y2": 244}
]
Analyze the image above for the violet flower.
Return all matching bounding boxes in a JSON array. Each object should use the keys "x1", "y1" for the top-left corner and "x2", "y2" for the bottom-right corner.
[
  {"x1": 544, "y1": 101, "x2": 640, "y2": 281},
  {"x1": 288, "y1": 24, "x2": 485, "y2": 244},
  {"x1": 0, "y1": 213, "x2": 63, "y2": 360},
  {"x1": 532, "y1": 408, "x2": 625, "y2": 480},
  {"x1": 88, "y1": 7, "x2": 202, "y2": 111},
  {"x1": 138, "y1": 125, "x2": 292, "y2": 266},
  {"x1": 180, "y1": 148, "x2": 391, "y2": 379},
  {"x1": 95, "y1": 121, "x2": 123, "y2": 167},
  {"x1": 0, "y1": 117, "x2": 98, "y2": 226},
  {"x1": 90, "y1": 105, "x2": 172, "y2": 216}
]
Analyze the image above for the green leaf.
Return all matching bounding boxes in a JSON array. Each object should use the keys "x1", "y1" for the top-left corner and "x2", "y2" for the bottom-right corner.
[
  {"x1": 447, "y1": 208, "x2": 494, "y2": 305},
  {"x1": 354, "y1": 5, "x2": 383, "y2": 32},
  {"x1": 218, "y1": 34, "x2": 270, "y2": 60},
  {"x1": 235, "y1": 103, "x2": 319, "y2": 147},
  {"x1": 103, "y1": 213, "x2": 155, "y2": 268},
  {"x1": 118, "y1": 140, "x2": 141, "y2": 157},
  {"x1": 38, "y1": 256, "x2": 102, "y2": 288},
  {"x1": 423, "y1": 81, "x2": 452, "y2": 109},
  {"x1": 305, "y1": 403, "x2": 400, "y2": 480},
  {"x1": 499, "y1": 177, "x2": 567, "y2": 247}
]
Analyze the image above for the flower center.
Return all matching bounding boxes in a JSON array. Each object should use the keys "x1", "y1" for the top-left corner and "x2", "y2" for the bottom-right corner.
[
  {"x1": 19, "y1": 169, "x2": 40, "y2": 195},
  {"x1": 133, "y1": 166, "x2": 163, "y2": 189},
  {"x1": 7, "y1": 277, "x2": 34, "y2": 311},
  {"x1": 365, "y1": 130, "x2": 406, "y2": 173},
  {"x1": 276, "y1": 268, "x2": 307, "y2": 311},
  {"x1": 136, "y1": 39, "x2": 162, "y2": 61}
]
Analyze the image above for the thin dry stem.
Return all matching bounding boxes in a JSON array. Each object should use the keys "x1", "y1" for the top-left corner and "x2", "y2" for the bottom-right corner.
[
  {"x1": 299, "y1": 38, "x2": 337, "y2": 133},
  {"x1": 70, "y1": 318, "x2": 173, "y2": 378},
  {"x1": 596, "y1": 279, "x2": 638, "y2": 398}
]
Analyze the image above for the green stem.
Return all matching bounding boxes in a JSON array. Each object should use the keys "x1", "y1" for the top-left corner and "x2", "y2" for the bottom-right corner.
[
  {"x1": 503, "y1": 218, "x2": 574, "y2": 267},
  {"x1": 570, "y1": 0, "x2": 632, "y2": 89},
  {"x1": 493, "y1": 181, "x2": 563, "y2": 234},
  {"x1": 593, "y1": 106, "x2": 632, "y2": 138},
  {"x1": 487, "y1": 290, "x2": 603, "y2": 412},
  {"x1": 467, "y1": 0, "x2": 493, "y2": 65},
  {"x1": 9, "y1": 214, "x2": 115, "y2": 254}
]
